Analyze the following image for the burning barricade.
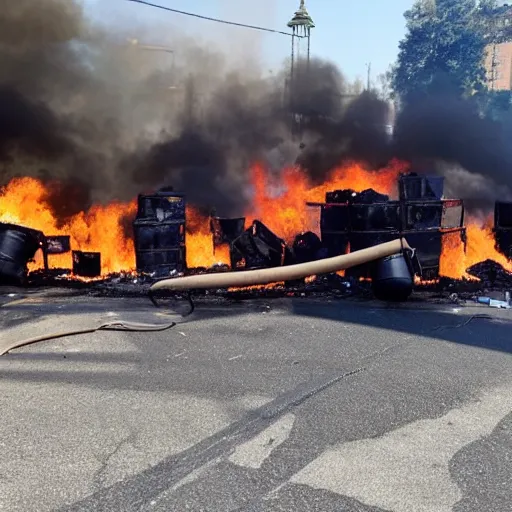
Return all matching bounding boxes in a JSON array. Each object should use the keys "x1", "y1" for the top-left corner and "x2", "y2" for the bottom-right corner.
[{"x1": 0, "y1": 165, "x2": 511, "y2": 302}]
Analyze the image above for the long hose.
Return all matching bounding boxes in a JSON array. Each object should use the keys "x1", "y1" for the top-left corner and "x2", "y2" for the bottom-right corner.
[
  {"x1": 150, "y1": 238, "x2": 412, "y2": 292},
  {"x1": 1, "y1": 320, "x2": 176, "y2": 356},
  {"x1": 2, "y1": 239, "x2": 411, "y2": 355}
]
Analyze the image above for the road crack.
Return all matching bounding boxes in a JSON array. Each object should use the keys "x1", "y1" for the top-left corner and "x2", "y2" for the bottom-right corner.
[{"x1": 92, "y1": 431, "x2": 138, "y2": 490}]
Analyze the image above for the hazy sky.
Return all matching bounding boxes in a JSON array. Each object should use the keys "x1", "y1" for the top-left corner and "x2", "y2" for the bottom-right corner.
[{"x1": 84, "y1": 0, "x2": 413, "y2": 82}]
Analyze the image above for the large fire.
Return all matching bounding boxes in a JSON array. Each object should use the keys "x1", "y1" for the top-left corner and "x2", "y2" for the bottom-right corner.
[{"x1": 0, "y1": 160, "x2": 511, "y2": 278}]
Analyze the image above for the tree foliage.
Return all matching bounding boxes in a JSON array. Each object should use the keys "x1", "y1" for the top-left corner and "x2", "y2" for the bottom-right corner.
[{"x1": 392, "y1": 0, "x2": 488, "y2": 101}]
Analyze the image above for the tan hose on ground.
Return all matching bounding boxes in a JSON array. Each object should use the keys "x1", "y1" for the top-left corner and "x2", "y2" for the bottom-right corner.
[
  {"x1": 151, "y1": 238, "x2": 412, "y2": 292},
  {"x1": 1, "y1": 321, "x2": 176, "y2": 357}
]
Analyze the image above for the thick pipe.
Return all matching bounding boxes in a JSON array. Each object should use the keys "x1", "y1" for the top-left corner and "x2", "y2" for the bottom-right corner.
[{"x1": 151, "y1": 238, "x2": 412, "y2": 292}]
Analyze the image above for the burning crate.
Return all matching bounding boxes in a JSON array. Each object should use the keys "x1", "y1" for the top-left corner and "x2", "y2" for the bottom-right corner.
[
  {"x1": 403, "y1": 199, "x2": 465, "y2": 279},
  {"x1": 133, "y1": 188, "x2": 186, "y2": 277}
]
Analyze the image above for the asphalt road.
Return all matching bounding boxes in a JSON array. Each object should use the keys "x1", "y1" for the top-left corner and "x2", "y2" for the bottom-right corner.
[{"x1": 1, "y1": 287, "x2": 511, "y2": 511}]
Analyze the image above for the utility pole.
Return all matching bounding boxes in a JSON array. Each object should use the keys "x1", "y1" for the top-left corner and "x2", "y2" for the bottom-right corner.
[{"x1": 366, "y1": 62, "x2": 372, "y2": 91}]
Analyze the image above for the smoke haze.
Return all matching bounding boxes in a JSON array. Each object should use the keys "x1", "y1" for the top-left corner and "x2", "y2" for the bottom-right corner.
[
  {"x1": 392, "y1": 87, "x2": 512, "y2": 207},
  {"x1": 0, "y1": 0, "x2": 511, "y2": 222}
]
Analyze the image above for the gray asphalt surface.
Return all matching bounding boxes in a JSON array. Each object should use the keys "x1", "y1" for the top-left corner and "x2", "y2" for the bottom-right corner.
[{"x1": 1, "y1": 287, "x2": 511, "y2": 511}]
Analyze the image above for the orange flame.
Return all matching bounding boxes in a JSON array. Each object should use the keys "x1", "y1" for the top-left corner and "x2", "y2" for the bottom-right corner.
[
  {"x1": 440, "y1": 221, "x2": 512, "y2": 278},
  {"x1": 185, "y1": 206, "x2": 231, "y2": 268},
  {"x1": 247, "y1": 159, "x2": 405, "y2": 241},
  {"x1": 1, "y1": 159, "x2": 511, "y2": 279},
  {"x1": 0, "y1": 177, "x2": 137, "y2": 274}
]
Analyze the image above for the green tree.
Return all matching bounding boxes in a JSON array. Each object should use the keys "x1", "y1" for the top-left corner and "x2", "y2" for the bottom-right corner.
[
  {"x1": 392, "y1": 0, "x2": 487, "y2": 100},
  {"x1": 391, "y1": 0, "x2": 437, "y2": 99}
]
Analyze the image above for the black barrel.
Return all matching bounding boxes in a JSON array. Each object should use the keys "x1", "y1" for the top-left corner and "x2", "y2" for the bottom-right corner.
[
  {"x1": 0, "y1": 223, "x2": 42, "y2": 284},
  {"x1": 371, "y1": 253, "x2": 413, "y2": 302},
  {"x1": 133, "y1": 189, "x2": 186, "y2": 276}
]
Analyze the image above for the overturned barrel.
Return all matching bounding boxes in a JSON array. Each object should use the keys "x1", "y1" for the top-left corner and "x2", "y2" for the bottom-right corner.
[
  {"x1": 0, "y1": 223, "x2": 43, "y2": 285},
  {"x1": 371, "y1": 252, "x2": 413, "y2": 302}
]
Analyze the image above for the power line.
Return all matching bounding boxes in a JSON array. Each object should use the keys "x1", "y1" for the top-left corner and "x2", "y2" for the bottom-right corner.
[{"x1": 126, "y1": 0, "x2": 302, "y2": 38}]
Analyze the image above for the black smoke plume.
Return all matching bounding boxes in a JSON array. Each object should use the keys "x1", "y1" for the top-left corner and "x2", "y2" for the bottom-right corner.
[
  {"x1": 0, "y1": 0, "x2": 395, "y2": 220},
  {"x1": 2, "y1": 0, "x2": 509, "y2": 223},
  {"x1": 392, "y1": 84, "x2": 512, "y2": 208},
  {"x1": 296, "y1": 89, "x2": 392, "y2": 183}
]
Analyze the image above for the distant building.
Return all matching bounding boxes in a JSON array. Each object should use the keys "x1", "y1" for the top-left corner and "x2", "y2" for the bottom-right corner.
[
  {"x1": 485, "y1": 3, "x2": 512, "y2": 90},
  {"x1": 485, "y1": 41, "x2": 512, "y2": 90}
]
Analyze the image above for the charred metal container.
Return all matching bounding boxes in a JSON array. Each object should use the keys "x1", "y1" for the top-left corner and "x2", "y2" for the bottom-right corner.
[
  {"x1": 0, "y1": 222, "x2": 43, "y2": 284},
  {"x1": 230, "y1": 220, "x2": 294, "y2": 270},
  {"x1": 210, "y1": 217, "x2": 245, "y2": 249},
  {"x1": 406, "y1": 199, "x2": 465, "y2": 279},
  {"x1": 494, "y1": 201, "x2": 512, "y2": 259},
  {"x1": 72, "y1": 251, "x2": 101, "y2": 278},
  {"x1": 136, "y1": 188, "x2": 186, "y2": 221},
  {"x1": 346, "y1": 198, "x2": 464, "y2": 280},
  {"x1": 319, "y1": 203, "x2": 349, "y2": 257},
  {"x1": 398, "y1": 174, "x2": 444, "y2": 201},
  {"x1": 350, "y1": 202, "x2": 400, "y2": 231},
  {"x1": 399, "y1": 174, "x2": 445, "y2": 201},
  {"x1": 133, "y1": 189, "x2": 186, "y2": 276}
]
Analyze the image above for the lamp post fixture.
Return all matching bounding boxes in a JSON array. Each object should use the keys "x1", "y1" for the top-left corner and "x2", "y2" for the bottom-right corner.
[
  {"x1": 287, "y1": 0, "x2": 315, "y2": 80},
  {"x1": 286, "y1": 0, "x2": 315, "y2": 138}
]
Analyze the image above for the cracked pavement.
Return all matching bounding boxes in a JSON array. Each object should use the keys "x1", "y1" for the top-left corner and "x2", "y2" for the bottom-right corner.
[{"x1": 1, "y1": 289, "x2": 511, "y2": 511}]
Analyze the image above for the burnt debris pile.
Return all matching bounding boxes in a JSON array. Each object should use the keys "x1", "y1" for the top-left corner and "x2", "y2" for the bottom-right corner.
[
  {"x1": 467, "y1": 260, "x2": 512, "y2": 289},
  {"x1": 230, "y1": 221, "x2": 295, "y2": 271},
  {"x1": 1, "y1": 173, "x2": 512, "y2": 300}
]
